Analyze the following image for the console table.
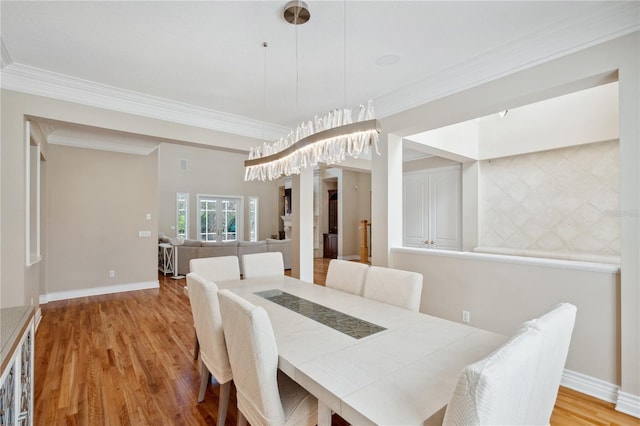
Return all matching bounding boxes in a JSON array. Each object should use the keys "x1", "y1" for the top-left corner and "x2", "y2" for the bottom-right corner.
[
  {"x1": 158, "y1": 243, "x2": 175, "y2": 275},
  {"x1": 0, "y1": 305, "x2": 35, "y2": 426}
]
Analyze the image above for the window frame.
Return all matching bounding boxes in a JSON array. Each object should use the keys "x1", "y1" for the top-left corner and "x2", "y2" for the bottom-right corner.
[
  {"x1": 25, "y1": 120, "x2": 42, "y2": 266},
  {"x1": 248, "y1": 196, "x2": 259, "y2": 242},
  {"x1": 196, "y1": 194, "x2": 243, "y2": 242},
  {"x1": 176, "y1": 192, "x2": 189, "y2": 239}
]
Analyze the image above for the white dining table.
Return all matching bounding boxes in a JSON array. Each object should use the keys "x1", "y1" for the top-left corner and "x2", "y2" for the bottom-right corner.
[{"x1": 216, "y1": 275, "x2": 506, "y2": 426}]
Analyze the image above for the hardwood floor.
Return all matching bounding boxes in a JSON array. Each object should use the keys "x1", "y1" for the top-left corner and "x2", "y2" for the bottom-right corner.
[{"x1": 34, "y1": 259, "x2": 638, "y2": 425}]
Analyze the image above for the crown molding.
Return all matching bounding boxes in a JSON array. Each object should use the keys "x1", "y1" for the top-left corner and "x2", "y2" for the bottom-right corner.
[
  {"x1": 0, "y1": 63, "x2": 290, "y2": 141},
  {"x1": 376, "y1": 4, "x2": 640, "y2": 118},
  {"x1": 1, "y1": 2, "x2": 637, "y2": 139},
  {"x1": 48, "y1": 131, "x2": 159, "y2": 156},
  {"x1": 0, "y1": 38, "x2": 12, "y2": 69}
]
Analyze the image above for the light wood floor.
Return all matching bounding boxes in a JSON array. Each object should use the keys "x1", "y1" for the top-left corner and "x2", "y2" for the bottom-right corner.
[{"x1": 34, "y1": 258, "x2": 638, "y2": 425}]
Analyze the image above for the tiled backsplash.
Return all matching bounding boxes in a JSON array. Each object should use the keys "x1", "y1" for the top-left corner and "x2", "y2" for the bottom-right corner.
[{"x1": 480, "y1": 140, "x2": 619, "y2": 257}]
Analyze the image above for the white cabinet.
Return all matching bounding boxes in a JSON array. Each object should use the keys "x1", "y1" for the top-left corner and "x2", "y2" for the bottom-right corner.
[
  {"x1": 0, "y1": 308, "x2": 34, "y2": 426},
  {"x1": 403, "y1": 166, "x2": 461, "y2": 250}
]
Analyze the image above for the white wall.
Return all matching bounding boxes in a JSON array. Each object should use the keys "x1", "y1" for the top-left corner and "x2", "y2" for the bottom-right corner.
[
  {"x1": 406, "y1": 119, "x2": 479, "y2": 160},
  {"x1": 479, "y1": 82, "x2": 618, "y2": 159},
  {"x1": 391, "y1": 248, "x2": 619, "y2": 386},
  {"x1": 156, "y1": 143, "x2": 279, "y2": 241},
  {"x1": 374, "y1": 32, "x2": 639, "y2": 408}
]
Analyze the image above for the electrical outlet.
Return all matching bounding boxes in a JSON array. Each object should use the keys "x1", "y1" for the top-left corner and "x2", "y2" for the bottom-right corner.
[
  {"x1": 109, "y1": 270, "x2": 115, "y2": 278},
  {"x1": 138, "y1": 230, "x2": 152, "y2": 237},
  {"x1": 462, "y1": 310, "x2": 470, "y2": 323}
]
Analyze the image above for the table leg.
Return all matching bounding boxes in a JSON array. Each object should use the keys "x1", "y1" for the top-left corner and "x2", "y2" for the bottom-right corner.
[
  {"x1": 171, "y1": 245, "x2": 185, "y2": 279},
  {"x1": 318, "y1": 401, "x2": 332, "y2": 426}
]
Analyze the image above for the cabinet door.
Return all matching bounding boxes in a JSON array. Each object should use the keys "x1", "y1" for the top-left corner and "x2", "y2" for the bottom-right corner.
[
  {"x1": 429, "y1": 168, "x2": 461, "y2": 250},
  {"x1": 403, "y1": 166, "x2": 461, "y2": 251},
  {"x1": 403, "y1": 173, "x2": 429, "y2": 248}
]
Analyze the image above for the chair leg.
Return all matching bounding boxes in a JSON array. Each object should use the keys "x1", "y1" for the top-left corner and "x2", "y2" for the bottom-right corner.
[
  {"x1": 217, "y1": 381, "x2": 231, "y2": 426},
  {"x1": 237, "y1": 410, "x2": 247, "y2": 426},
  {"x1": 198, "y1": 362, "x2": 210, "y2": 402},
  {"x1": 193, "y1": 328, "x2": 200, "y2": 360}
]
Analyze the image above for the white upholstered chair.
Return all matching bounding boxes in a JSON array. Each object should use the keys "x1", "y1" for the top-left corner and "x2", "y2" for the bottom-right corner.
[
  {"x1": 190, "y1": 255, "x2": 241, "y2": 282},
  {"x1": 443, "y1": 324, "x2": 543, "y2": 425},
  {"x1": 188, "y1": 256, "x2": 241, "y2": 359},
  {"x1": 362, "y1": 266, "x2": 423, "y2": 311},
  {"x1": 242, "y1": 252, "x2": 284, "y2": 279},
  {"x1": 524, "y1": 303, "x2": 577, "y2": 424},
  {"x1": 443, "y1": 303, "x2": 577, "y2": 425},
  {"x1": 325, "y1": 259, "x2": 369, "y2": 296},
  {"x1": 218, "y1": 289, "x2": 318, "y2": 426},
  {"x1": 186, "y1": 273, "x2": 233, "y2": 426}
]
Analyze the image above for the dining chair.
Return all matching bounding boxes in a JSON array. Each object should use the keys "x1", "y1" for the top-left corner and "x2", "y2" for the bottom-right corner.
[
  {"x1": 524, "y1": 303, "x2": 577, "y2": 424},
  {"x1": 190, "y1": 255, "x2": 241, "y2": 282},
  {"x1": 242, "y1": 252, "x2": 284, "y2": 279},
  {"x1": 325, "y1": 259, "x2": 369, "y2": 296},
  {"x1": 362, "y1": 266, "x2": 423, "y2": 311},
  {"x1": 218, "y1": 289, "x2": 318, "y2": 426},
  {"x1": 186, "y1": 273, "x2": 233, "y2": 426},
  {"x1": 443, "y1": 303, "x2": 577, "y2": 425},
  {"x1": 188, "y1": 256, "x2": 241, "y2": 359},
  {"x1": 442, "y1": 323, "x2": 543, "y2": 425}
]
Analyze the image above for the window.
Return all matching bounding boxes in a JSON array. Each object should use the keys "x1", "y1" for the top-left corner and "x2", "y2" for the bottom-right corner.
[
  {"x1": 26, "y1": 120, "x2": 41, "y2": 266},
  {"x1": 176, "y1": 192, "x2": 189, "y2": 238},
  {"x1": 197, "y1": 195, "x2": 242, "y2": 242},
  {"x1": 249, "y1": 197, "x2": 258, "y2": 242}
]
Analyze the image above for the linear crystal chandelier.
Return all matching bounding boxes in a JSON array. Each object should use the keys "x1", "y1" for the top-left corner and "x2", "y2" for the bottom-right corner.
[
  {"x1": 244, "y1": 1, "x2": 381, "y2": 182},
  {"x1": 245, "y1": 102, "x2": 380, "y2": 181}
]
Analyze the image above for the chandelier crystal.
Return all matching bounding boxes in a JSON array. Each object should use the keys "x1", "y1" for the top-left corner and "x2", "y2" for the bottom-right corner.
[{"x1": 244, "y1": 101, "x2": 380, "y2": 181}]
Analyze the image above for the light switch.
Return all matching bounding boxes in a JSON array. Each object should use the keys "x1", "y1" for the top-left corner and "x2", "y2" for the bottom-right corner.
[
  {"x1": 146, "y1": 213, "x2": 151, "y2": 220},
  {"x1": 138, "y1": 230, "x2": 152, "y2": 238}
]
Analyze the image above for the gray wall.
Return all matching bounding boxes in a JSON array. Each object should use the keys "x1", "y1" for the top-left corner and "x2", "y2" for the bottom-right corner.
[
  {"x1": 0, "y1": 88, "x2": 266, "y2": 308},
  {"x1": 46, "y1": 144, "x2": 158, "y2": 293},
  {"x1": 157, "y1": 142, "x2": 279, "y2": 241}
]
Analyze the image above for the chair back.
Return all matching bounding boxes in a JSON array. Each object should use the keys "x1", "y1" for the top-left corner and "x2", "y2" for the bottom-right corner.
[
  {"x1": 242, "y1": 252, "x2": 284, "y2": 279},
  {"x1": 525, "y1": 303, "x2": 577, "y2": 424},
  {"x1": 218, "y1": 289, "x2": 286, "y2": 425},
  {"x1": 325, "y1": 259, "x2": 369, "y2": 296},
  {"x1": 443, "y1": 324, "x2": 543, "y2": 425},
  {"x1": 363, "y1": 266, "x2": 423, "y2": 311},
  {"x1": 189, "y1": 255, "x2": 240, "y2": 282},
  {"x1": 186, "y1": 273, "x2": 232, "y2": 383}
]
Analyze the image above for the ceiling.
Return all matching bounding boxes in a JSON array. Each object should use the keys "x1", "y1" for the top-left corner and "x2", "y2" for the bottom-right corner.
[{"x1": 1, "y1": 1, "x2": 638, "y2": 147}]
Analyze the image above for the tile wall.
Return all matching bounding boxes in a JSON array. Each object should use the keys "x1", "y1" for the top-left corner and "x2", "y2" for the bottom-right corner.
[{"x1": 480, "y1": 140, "x2": 619, "y2": 257}]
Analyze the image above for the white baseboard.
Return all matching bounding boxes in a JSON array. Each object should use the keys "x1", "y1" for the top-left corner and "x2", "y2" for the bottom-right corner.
[
  {"x1": 616, "y1": 390, "x2": 640, "y2": 418},
  {"x1": 561, "y1": 369, "x2": 640, "y2": 419},
  {"x1": 39, "y1": 280, "x2": 159, "y2": 303},
  {"x1": 561, "y1": 368, "x2": 618, "y2": 403}
]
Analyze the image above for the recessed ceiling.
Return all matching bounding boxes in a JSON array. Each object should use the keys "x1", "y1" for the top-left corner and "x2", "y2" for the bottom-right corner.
[{"x1": 1, "y1": 1, "x2": 638, "y2": 143}]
